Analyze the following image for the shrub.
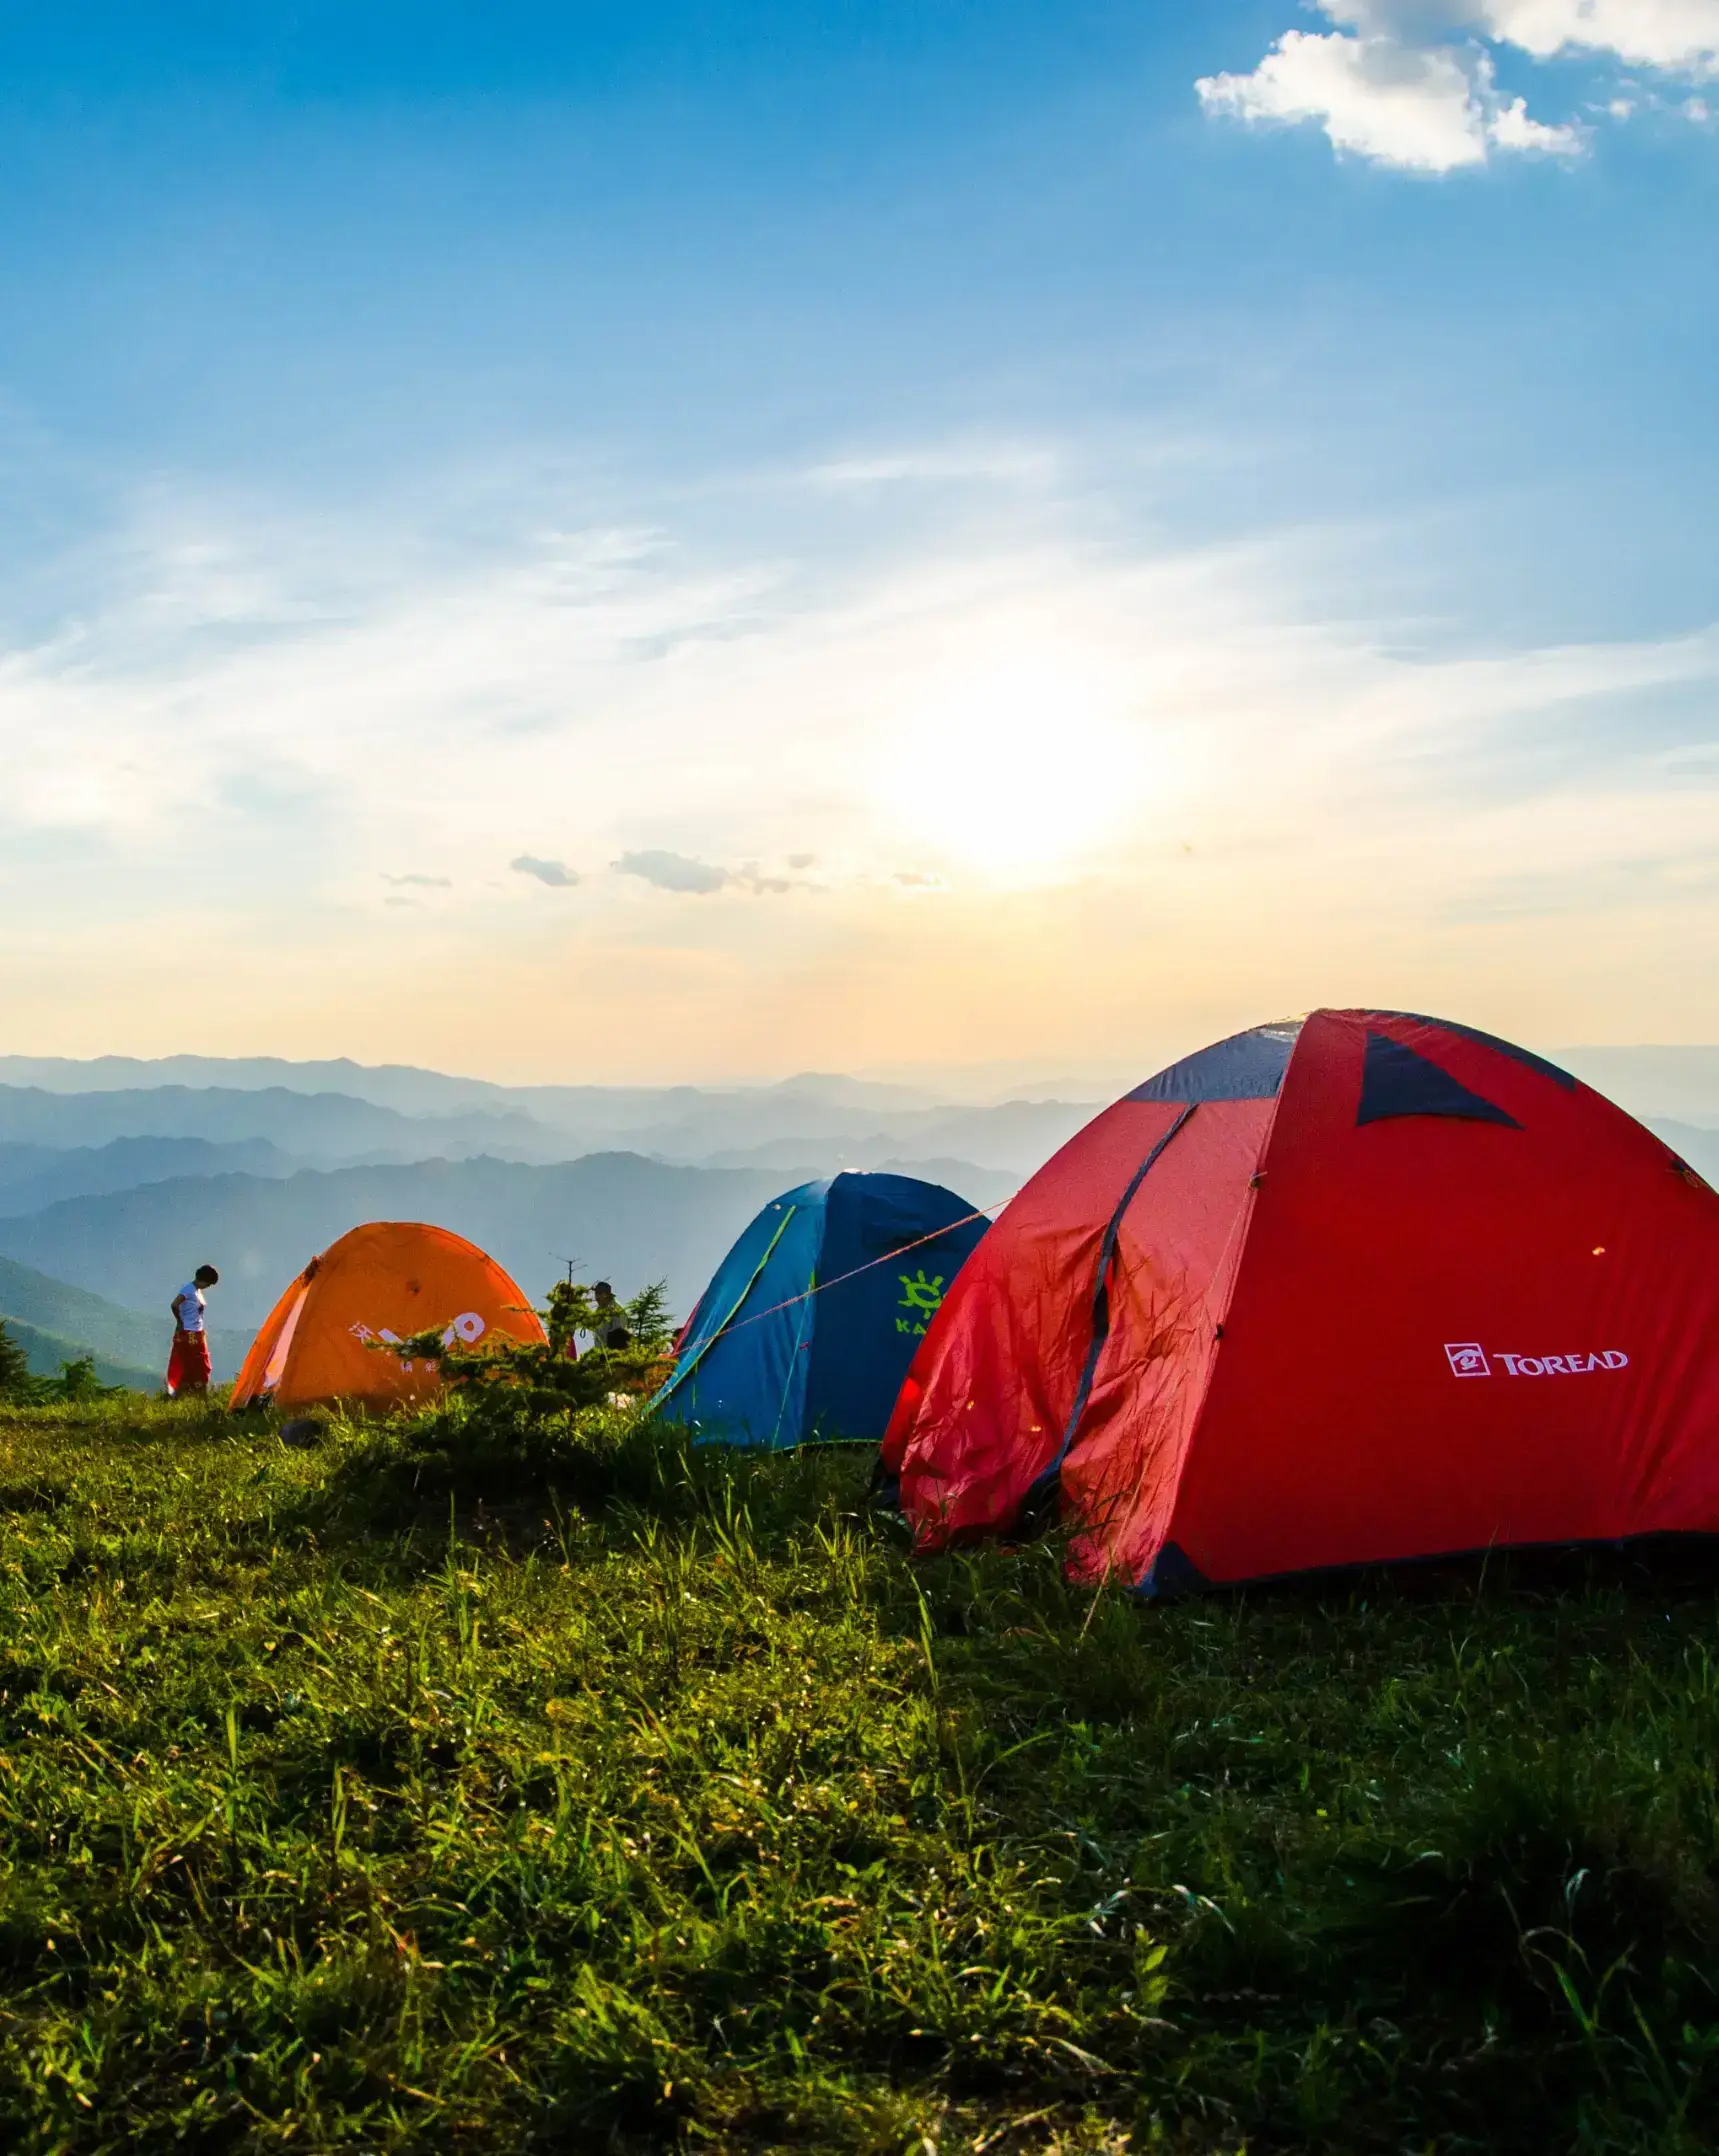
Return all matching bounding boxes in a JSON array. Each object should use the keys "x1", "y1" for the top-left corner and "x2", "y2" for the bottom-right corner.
[
  {"x1": 393, "y1": 1276, "x2": 676, "y2": 1426},
  {"x1": 0, "y1": 1322, "x2": 34, "y2": 1403}
]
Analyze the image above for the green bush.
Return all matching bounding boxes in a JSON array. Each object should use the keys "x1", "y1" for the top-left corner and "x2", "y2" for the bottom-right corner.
[
  {"x1": 0, "y1": 1321, "x2": 31, "y2": 1402},
  {"x1": 0, "y1": 1326, "x2": 127, "y2": 1407},
  {"x1": 395, "y1": 1276, "x2": 675, "y2": 1422}
]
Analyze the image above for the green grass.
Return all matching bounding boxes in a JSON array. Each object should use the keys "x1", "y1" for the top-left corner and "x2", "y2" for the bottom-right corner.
[{"x1": 1, "y1": 1395, "x2": 1718, "y2": 2152}]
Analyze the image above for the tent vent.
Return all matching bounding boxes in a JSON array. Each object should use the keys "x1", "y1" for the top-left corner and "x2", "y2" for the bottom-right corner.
[{"x1": 1356, "y1": 1032, "x2": 1521, "y2": 1129}]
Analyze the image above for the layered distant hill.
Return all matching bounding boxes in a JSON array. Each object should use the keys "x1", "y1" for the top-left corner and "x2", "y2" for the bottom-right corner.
[
  {"x1": 0, "y1": 1055, "x2": 944, "y2": 1125},
  {"x1": 0, "y1": 1059, "x2": 1067, "y2": 1385},
  {"x1": 2, "y1": 1044, "x2": 1710, "y2": 1152},
  {"x1": 0, "y1": 1058, "x2": 1099, "y2": 1171},
  {"x1": 0, "y1": 1085, "x2": 566, "y2": 1166},
  {"x1": 0, "y1": 1156, "x2": 863, "y2": 1344},
  {"x1": 0, "y1": 1136, "x2": 295, "y2": 1217},
  {"x1": 1558, "y1": 1049, "x2": 1719, "y2": 1129},
  {"x1": 0, "y1": 1044, "x2": 1710, "y2": 1390}
]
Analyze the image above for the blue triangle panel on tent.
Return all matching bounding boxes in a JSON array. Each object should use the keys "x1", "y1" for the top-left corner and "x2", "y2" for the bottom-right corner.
[
  {"x1": 1356, "y1": 1031, "x2": 1521, "y2": 1128},
  {"x1": 1127, "y1": 1021, "x2": 1303, "y2": 1105},
  {"x1": 1365, "y1": 1010, "x2": 1576, "y2": 1090}
]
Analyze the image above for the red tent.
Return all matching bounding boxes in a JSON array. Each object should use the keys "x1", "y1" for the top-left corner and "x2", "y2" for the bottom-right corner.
[{"x1": 883, "y1": 1009, "x2": 1719, "y2": 1592}]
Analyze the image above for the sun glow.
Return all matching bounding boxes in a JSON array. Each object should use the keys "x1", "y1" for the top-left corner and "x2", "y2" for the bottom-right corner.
[{"x1": 877, "y1": 650, "x2": 1147, "y2": 879}]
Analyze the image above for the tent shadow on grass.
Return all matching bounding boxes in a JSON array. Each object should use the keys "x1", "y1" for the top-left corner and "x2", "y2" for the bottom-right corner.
[{"x1": 272, "y1": 1402, "x2": 881, "y2": 1564}]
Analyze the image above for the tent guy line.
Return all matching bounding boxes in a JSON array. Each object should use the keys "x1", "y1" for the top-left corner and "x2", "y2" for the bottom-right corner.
[
  {"x1": 677, "y1": 1201, "x2": 1002, "y2": 1343},
  {"x1": 651, "y1": 1173, "x2": 995, "y2": 1450}
]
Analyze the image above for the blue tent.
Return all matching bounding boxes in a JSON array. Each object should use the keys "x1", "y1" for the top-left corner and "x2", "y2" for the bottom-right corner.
[{"x1": 649, "y1": 1171, "x2": 991, "y2": 1449}]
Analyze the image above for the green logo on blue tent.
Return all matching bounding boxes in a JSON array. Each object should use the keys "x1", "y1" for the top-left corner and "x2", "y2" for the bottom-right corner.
[{"x1": 896, "y1": 1269, "x2": 946, "y2": 1337}]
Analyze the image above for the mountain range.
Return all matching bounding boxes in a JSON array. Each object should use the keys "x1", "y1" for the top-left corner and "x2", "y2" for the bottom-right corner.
[
  {"x1": 0, "y1": 1136, "x2": 295, "y2": 1217},
  {"x1": 0, "y1": 1045, "x2": 1712, "y2": 1392},
  {"x1": 0, "y1": 1156, "x2": 817, "y2": 1347},
  {"x1": 0, "y1": 1085, "x2": 562, "y2": 1165},
  {"x1": 0, "y1": 1076, "x2": 1092, "y2": 1178}
]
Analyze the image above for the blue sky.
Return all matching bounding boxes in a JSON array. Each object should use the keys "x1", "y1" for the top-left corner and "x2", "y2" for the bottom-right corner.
[{"x1": 1, "y1": 1, "x2": 1715, "y2": 1084}]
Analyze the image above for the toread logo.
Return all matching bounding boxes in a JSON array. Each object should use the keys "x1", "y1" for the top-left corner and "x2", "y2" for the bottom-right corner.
[
  {"x1": 1445, "y1": 1341, "x2": 1628, "y2": 1378},
  {"x1": 1445, "y1": 1342, "x2": 1491, "y2": 1378}
]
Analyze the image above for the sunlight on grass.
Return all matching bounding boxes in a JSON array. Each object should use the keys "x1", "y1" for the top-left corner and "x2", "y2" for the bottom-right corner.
[{"x1": 0, "y1": 1394, "x2": 1715, "y2": 2150}]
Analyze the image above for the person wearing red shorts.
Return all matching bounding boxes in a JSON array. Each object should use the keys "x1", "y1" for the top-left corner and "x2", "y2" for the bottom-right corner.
[{"x1": 166, "y1": 1264, "x2": 220, "y2": 1397}]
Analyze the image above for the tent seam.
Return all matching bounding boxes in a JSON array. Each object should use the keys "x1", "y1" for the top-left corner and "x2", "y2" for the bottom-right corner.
[
  {"x1": 647, "y1": 1207, "x2": 798, "y2": 1416},
  {"x1": 770, "y1": 1265, "x2": 818, "y2": 1448},
  {"x1": 1023, "y1": 1104, "x2": 1196, "y2": 1514}
]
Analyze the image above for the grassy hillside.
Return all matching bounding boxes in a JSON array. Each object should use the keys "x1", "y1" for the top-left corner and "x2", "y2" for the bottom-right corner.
[
  {"x1": 0, "y1": 1396, "x2": 1714, "y2": 2151},
  {"x1": 0, "y1": 1252, "x2": 249, "y2": 1385},
  {"x1": 0, "y1": 1317, "x2": 158, "y2": 1391}
]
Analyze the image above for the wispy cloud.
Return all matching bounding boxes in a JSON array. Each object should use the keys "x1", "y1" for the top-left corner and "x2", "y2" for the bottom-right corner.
[
  {"x1": 511, "y1": 855, "x2": 579, "y2": 888},
  {"x1": 610, "y1": 848, "x2": 812, "y2": 896},
  {"x1": 804, "y1": 443, "x2": 1059, "y2": 490},
  {"x1": 1, "y1": 451, "x2": 1715, "y2": 1069},
  {"x1": 614, "y1": 849, "x2": 731, "y2": 895},
  {"x1": 608, "y1": 845, "x2": 802, "y2": 896}
]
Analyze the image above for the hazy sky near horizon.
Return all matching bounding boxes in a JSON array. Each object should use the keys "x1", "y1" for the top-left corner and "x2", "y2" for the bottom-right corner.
[{"x1": 1, "y1": 2, "x2": 1715, "y2": 1085}]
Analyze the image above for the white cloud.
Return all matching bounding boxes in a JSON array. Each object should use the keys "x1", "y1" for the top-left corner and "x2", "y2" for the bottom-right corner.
[
  {"x1": 1201, "y1": 0, "x2": 1710, "y2": 169},
  {"x1": 1487, "y1": 92, "x2": 1584, "y2": 149},
  {"x1": 1482, "y1": 0, "x2": 1719, "y2": 73},
  {"x1": 1198, "y1": 32, "x2": 1493, "y2": 170},
  {"x1": 1325, "y1": 0, "x2": 1719, "y2": 69},
  {"x1": 1198, "y1": 31, "x2": 1579, "y2": 169},
  {"x1": 1320, "y1": 3, "x2": 1480, "y2": 28}
]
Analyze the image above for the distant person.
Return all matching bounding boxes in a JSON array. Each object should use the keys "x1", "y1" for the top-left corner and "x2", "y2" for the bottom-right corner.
[
  {"x1": 587, "y1": 1279, "x2": 629, "y2": 1352},
  {"x1": 167, "y1": 1265, "x2": 219, "y2": 1398}
]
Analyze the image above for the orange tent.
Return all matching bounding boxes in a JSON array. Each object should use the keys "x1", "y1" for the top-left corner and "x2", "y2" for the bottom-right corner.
[{"x1": 230, "y1": 1221, "x2": 545, "y2": 1411}]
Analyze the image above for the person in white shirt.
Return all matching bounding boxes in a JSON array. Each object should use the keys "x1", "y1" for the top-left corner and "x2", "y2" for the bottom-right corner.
[
  {"x1": 166, "y1": 1264, "x2": 219, "y2": 1398},
  {"x1": 583, "y1": 1279, "x2": 629, "y2": 1352}
]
